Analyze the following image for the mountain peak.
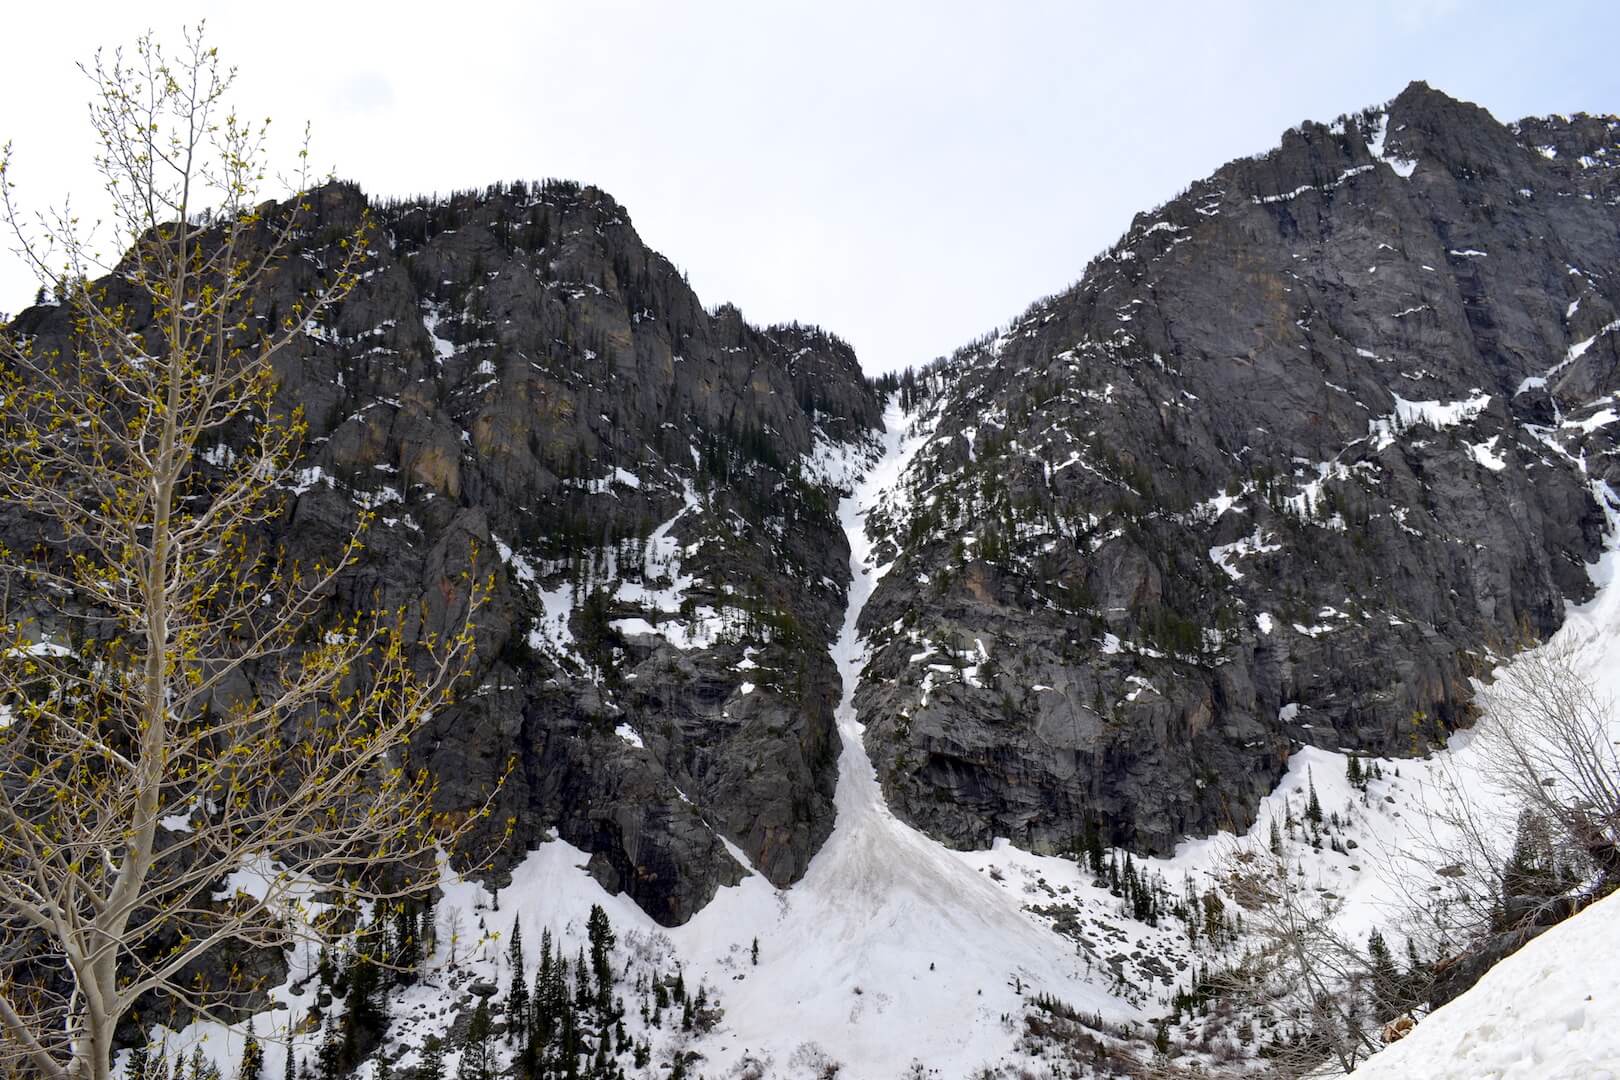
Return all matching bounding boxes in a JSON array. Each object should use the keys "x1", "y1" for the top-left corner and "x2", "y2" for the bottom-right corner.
[{"x1": 1383, "y1": 79, "x2": 1517, "y2": 163}]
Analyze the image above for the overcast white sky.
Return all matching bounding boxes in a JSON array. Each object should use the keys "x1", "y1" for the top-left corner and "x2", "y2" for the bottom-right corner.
[{"x1": 4, "y1": 1, "x2": 1618, "y2": 373}]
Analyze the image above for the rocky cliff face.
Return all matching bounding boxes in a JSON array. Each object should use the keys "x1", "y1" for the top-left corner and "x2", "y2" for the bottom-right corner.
[
  {"x1": 7, "y1": 178, "x2": 884, "y2": 925},
  {"x1": 7, "y1": 82, "x2": 1618, "y2": 925},
  {"x1": 855, "y1": 82, "x2": 1620, "y2": 856}
]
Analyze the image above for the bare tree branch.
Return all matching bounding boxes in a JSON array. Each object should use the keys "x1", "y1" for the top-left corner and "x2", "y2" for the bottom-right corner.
[{"x1": 0, "y1": 27, "x2": 505, "y2": 1080}]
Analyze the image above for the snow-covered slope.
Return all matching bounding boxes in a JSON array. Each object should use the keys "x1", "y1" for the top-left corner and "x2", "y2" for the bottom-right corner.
[
  {"x1": 1347, "y1": 889, "x2": 1620, "y2": 1079},
  {"x1": 136, "y1": 418, "x2": 1620, "y2": 1079},
  {"x1": 658, "y1": 401, "x2": 1140, "y2": 1073}
]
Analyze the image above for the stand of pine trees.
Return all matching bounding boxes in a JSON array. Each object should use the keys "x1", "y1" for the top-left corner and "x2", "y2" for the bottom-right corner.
[
  {"x1": 1088, "y1": 849, "x2": 1172, "y2": 927},
  {"x1": 122, "y1": 901, "x2": 727, "y2": 1080},
  {"x1": 494, "y1": 904, "x2": 704, "y2": 1080}
]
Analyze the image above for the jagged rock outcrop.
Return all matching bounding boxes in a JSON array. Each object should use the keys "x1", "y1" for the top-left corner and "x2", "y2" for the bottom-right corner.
[
  {"x1": 856, "y1": 82, "x2": 1620, "y2": 856},
  {"x1": 5, "y1": 179, "x2": 884, "y2": 924}
]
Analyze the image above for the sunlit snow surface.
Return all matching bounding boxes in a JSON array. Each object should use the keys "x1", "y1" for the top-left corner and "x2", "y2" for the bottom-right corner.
[
  {"x1": 1348, "y1": 890, "x2": 1620, "y2": 1079},
  {"x1": 659, "y1": 402, "x2": 1134, "y2": 1073}
]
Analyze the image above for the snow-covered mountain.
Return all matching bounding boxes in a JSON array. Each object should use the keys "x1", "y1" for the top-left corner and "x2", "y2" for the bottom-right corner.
[
  {"x1": 856, "y1": 81, "x2": 1620, "y2": 865},
  {"x1": 9, "y1": 81, "x2": 1620, "y2": 1078}
]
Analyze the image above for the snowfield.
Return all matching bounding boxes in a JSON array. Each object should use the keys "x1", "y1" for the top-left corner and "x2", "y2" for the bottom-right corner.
[
  {"x1": 657, "y1": 401, "x2": 1137, "y2": 1074},
  {"x1": 1347, "y1": 889, "x2": 1620, "y2": 1079}
]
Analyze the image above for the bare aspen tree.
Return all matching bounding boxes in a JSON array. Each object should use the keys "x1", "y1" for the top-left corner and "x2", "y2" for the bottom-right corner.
[
  {"x1": 1476, "y1": 641, "x2": 1620, "y2": 897},
  {"x1": 1370, "y1": 738, "x2": 1525, "y2": 963},
  {"x1": 1383, "y1": 639, "x2": 1619, "y2": 958},
  {"x1": 0, "y1": 29, "x2": 499, "y2": 1080},
  {"x1": 1212, "y1": 846, "x2": 1420, "y2": 1077}
]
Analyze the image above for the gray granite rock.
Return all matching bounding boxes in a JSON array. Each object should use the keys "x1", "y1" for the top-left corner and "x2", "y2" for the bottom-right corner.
[
  {"x1": 5, "y1": 179, "x2": 883, "y2": 926},
  {"x1": 857, "y1": 83, "x2": 1620, "y2": 858}
]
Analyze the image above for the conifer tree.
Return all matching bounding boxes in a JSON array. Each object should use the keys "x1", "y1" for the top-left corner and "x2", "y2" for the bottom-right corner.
[
  {"x1": 343, "y1": 950, "x2": 385, "y2": 1063},
  {"x1": 1503, "y1": 809, "x2": 1558, "y2": 904},
  {"x1": 416, "y1": 1038, "x2": 445, "y2": 1080},
  {"x1": 459, "y1": 1000, "x2": 495, "y2": 1080},
  {"x1": 1403, "y1": 937, "x2": 1428, "y2": 1002},
  {"x1": 560, "y1": 1004, "x2": 581, "y2": 1078},
  {"x1": 574, "y1": 949, "x2": 592, "y2": 1012},
  {"x1": 317, "y1": 1018, "x2": 341, "y2": 1080},
  {"x1": 1367, "y1": 927, "x2": 1402, "y2": 1022},
  {"x1": 586, "y1": 905, "x2": 615, "y2": 1011},
  {"x1": 507, "y1": 925, "x2": 530, "y2": 1045},
  {"x1": 535, "y1": 929, "x2": 558, "y2": 1048},
  {"x1": 420, "y1": 908, "x2": 437, "y2": 965},
  {"x1": 1306, "y1": 769, "x2": 1324, "y2": 825},
  {"x1": 238, "y1": 1022, "x2": 264, "y2": 1080},
  {"x1": 396, "y1": 902, "x2": 422, "y2": 977},
  {"x1": 554, "y1": 949, "x2": 573, "y2": 1033}
]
